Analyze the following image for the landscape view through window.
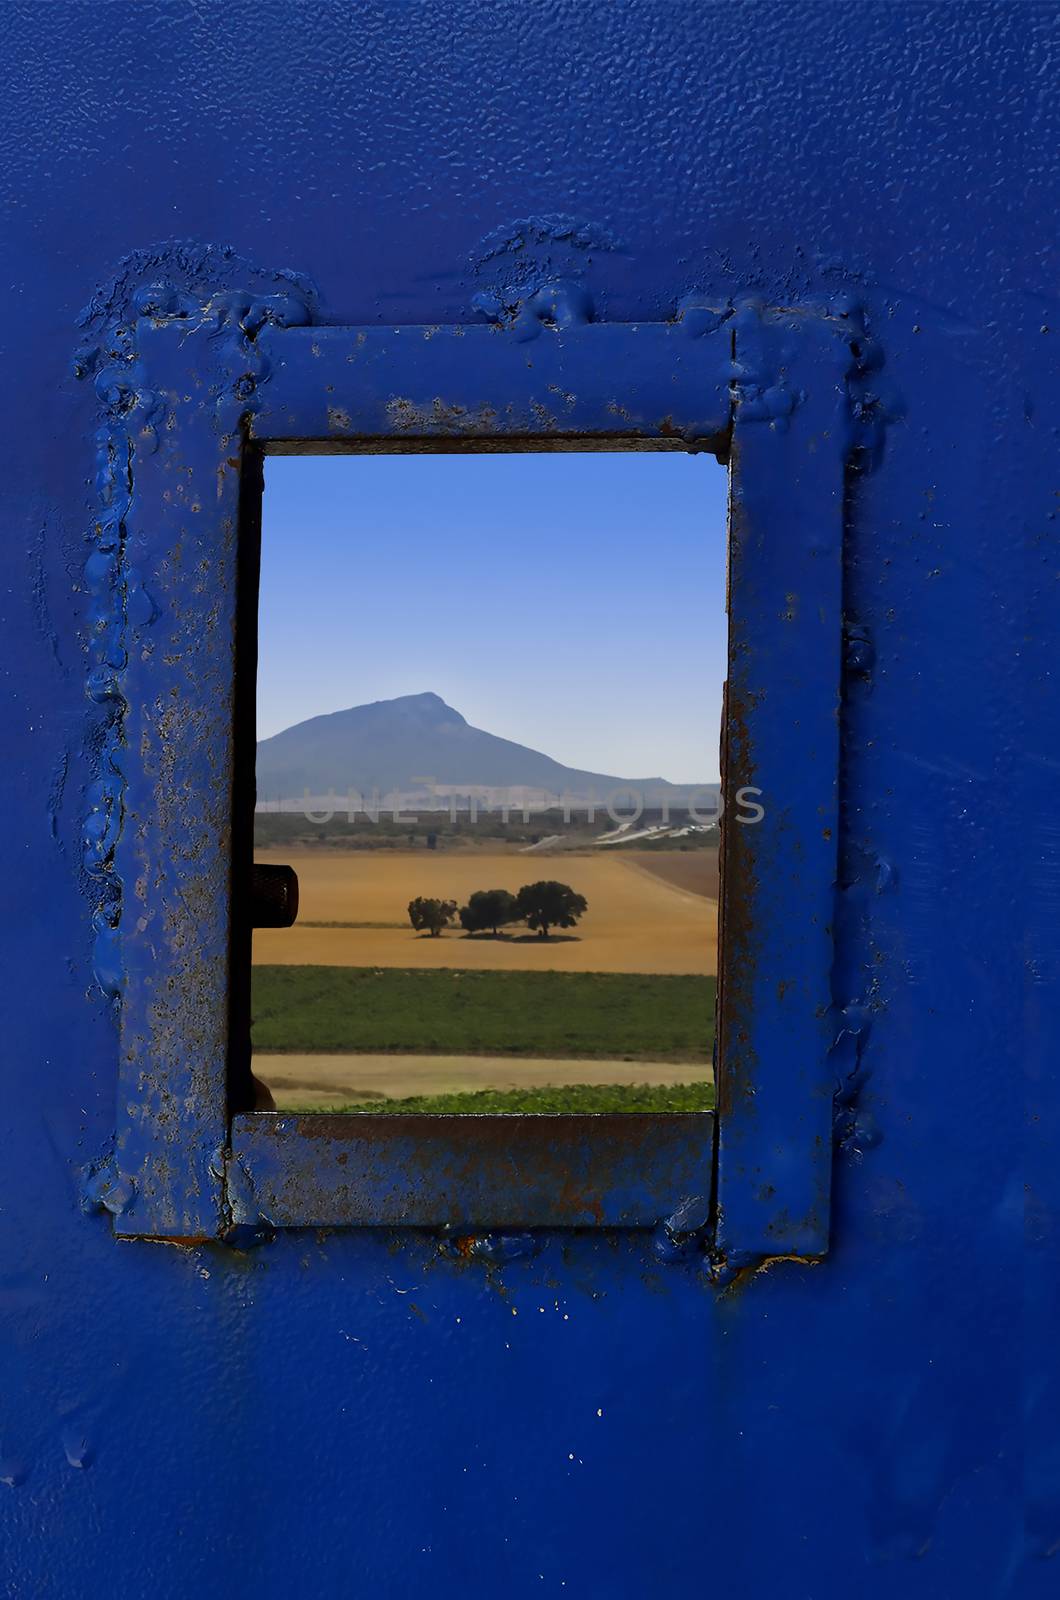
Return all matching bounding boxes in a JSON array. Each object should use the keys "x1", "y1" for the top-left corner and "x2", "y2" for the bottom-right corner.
[{"x1": 251, "y1": 451, "x2": 727, "y2": 1114}]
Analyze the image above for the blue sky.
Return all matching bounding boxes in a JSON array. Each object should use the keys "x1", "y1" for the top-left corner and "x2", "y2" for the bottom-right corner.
[{"x1": 259, "y1": 452, "x2": 728, "y2": 783}]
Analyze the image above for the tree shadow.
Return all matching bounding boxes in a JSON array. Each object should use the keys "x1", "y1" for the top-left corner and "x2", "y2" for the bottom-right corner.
[{"x1": 418, "y1": 930, "x2": 584, "y2": 944}]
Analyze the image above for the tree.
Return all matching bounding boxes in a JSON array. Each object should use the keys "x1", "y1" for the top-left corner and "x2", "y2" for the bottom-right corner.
[
  {"x1": 515, "y1": 880, "x2": 588, "y2": 939},
  {"x1": 459, "y1": 888, "x2": 520, "y2": 937},
  {"x1": 407, "y1": 896, "x2": 457, "y2": 937}
]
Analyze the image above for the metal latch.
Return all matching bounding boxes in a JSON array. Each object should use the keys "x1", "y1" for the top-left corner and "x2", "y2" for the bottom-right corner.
[{"x1": 248, "y1": 863, "x2": 299, "y2": 928}]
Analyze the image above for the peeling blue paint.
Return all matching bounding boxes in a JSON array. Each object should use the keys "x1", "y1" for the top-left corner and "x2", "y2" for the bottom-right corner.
[{"x1": 74, "y1": 250, "x2": 317, "y2": 1013}]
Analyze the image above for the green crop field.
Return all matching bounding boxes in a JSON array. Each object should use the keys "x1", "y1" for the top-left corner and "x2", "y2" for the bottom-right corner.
[
  {"x1": 252, "y1": 966, "x2": 716, "y2": 1061},
  {"x1": 276, "y1": 1081, "x2": 716, "y2": 1115}
]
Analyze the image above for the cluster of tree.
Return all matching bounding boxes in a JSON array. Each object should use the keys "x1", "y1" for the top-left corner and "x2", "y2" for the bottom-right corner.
[{"x1": 408, "y1": 881, "x2": 588, "y2": 940}]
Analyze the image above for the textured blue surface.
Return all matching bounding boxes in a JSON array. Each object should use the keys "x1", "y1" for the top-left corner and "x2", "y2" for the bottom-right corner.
[{"x1": 0, "y1": 1, "x2": 1049, "y2": 1594}]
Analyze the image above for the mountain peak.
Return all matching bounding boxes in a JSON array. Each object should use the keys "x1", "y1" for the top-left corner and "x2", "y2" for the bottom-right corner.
[
  {"x1": 257, "y1": 691, "x2": 706, "y2": 799},
  {"x1": 383, "y1": 691, "x2": 466, "y2": 725}
]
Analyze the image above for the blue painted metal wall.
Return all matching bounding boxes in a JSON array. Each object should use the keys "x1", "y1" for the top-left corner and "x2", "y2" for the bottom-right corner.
[{"x1": 0, "y1": 2, "x2": 1048, "y2": 1592}]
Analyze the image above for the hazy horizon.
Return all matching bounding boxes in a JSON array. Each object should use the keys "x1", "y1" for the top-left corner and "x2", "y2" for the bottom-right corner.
[{"x1": 258, "y1": 452, "x2": 728, "y2": 784}]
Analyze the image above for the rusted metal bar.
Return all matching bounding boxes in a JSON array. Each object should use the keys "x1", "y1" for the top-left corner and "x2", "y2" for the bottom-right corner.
[{"x1": 229, "y1": 1112, "x2": 716, "y2": 1231}]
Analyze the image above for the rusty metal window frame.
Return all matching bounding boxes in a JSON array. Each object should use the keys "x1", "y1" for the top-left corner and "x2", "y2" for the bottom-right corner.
[{"x1": 88, "y1": 285, "x2": 856, "y2": 1262}]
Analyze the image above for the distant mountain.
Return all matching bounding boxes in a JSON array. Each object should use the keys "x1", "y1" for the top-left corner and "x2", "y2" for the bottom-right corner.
[{"x1": 256, "y1": 692, "x2": 713, "y2": 808}]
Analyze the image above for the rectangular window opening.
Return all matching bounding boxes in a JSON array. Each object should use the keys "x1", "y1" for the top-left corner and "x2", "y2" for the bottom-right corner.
[{"x1": 232, "y1": 449, "x2": 727, "y2": 1119}]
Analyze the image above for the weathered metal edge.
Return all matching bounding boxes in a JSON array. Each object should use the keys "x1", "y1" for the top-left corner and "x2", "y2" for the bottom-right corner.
[
  {"x1": 75, "y1": 260, "x2": 316, "y2": 1238},
  {"x1": 227, "y1": 1111, "x2": 716, "y2": 1232},
  {"x1": 73, "y1": 270, "x2": 884, "y2": 1249},
  {"x1": 712, "y1": 300, "x2": 893, "y2": 1277}
]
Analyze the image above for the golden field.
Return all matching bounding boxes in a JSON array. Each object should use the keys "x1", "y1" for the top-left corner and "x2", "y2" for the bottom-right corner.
[{"x1": 253, "y1": 848, "x2": 718, "y2": 975}]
